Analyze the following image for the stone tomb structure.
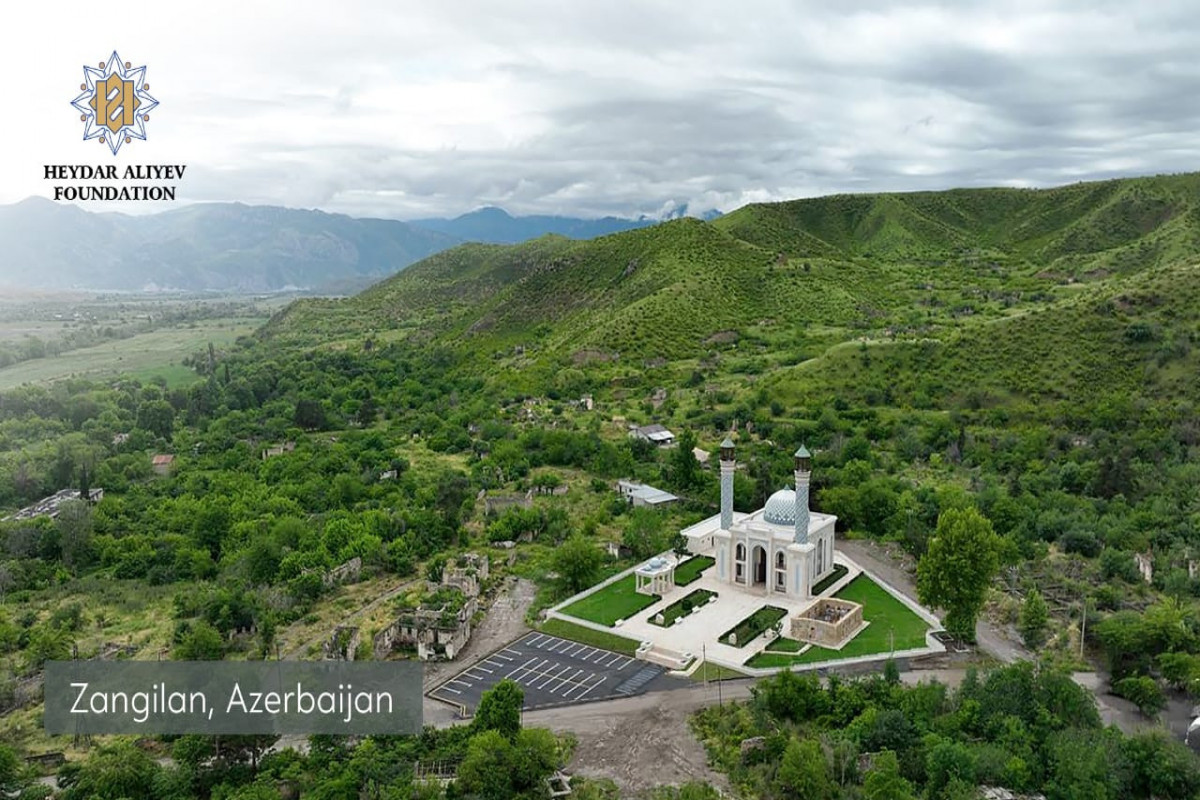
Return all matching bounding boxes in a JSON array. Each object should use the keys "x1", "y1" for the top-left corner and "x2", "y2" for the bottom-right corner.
[{"x1": 791, "y1": 598, "x2": 865, "y2": 648}]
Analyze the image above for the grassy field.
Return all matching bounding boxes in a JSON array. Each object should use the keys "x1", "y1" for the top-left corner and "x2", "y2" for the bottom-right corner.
[
  {"x1": 0, "y1": 317, "x2": 264, "y2": 390},
  {"x1": 674, "y1": 555, "x2": 715, "y2": 586},
  {"x1": 745, "y1": 575, "x2": 931, "y2": 668},
  {"x1": 560, "y1": 575, "x2": 658, "y2": 626},
  {"x1": 539, "y1": 618, "x2": 642, "y2": 655}
]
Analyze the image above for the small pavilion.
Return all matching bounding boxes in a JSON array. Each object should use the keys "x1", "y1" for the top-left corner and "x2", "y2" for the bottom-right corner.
[{"x1": 634, "y1": 556, "x2": 675, "y2": 596}]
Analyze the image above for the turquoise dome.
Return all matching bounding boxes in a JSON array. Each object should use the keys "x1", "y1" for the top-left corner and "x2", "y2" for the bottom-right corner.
[{"x1": 763, "y1": 488, "x2": 798, "y2": 526}]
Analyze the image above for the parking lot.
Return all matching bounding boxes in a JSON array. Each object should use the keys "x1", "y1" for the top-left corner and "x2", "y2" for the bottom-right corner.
[{"x1": 429, "y1": 631, "x2": 675, "y2": 713}]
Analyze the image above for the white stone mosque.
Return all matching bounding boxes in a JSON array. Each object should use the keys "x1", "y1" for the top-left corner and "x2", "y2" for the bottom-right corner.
[{"x1": 682, "y1": 439, "x2": 839, "y2": 599}]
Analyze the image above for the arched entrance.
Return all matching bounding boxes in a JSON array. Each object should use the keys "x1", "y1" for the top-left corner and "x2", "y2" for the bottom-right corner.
[{"x1": 752, "y1": 545, "x2": 767, "y2": 587}]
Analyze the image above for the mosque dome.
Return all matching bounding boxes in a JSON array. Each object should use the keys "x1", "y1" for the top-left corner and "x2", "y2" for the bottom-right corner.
[{"x1": 763, "y1": 488, "x2": 798, "y2": 526}]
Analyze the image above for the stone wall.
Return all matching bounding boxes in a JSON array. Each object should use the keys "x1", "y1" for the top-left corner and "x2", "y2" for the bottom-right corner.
[{"x1": 791, "y1": 598, "x2": 864, "y2": 648}]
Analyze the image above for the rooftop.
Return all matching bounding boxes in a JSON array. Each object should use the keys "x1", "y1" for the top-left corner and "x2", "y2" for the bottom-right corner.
[{"x1": 617, "y1": 480, "x2": 679, "y2": 505}]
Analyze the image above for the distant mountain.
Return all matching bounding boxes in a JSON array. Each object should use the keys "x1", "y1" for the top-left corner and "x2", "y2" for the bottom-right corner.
[
  {"x1": 408, "y1": 206, "x2": 720, "y2": 244},
  {"x1": 0, "y1": 199, "x2": 461, "y2": 292}
]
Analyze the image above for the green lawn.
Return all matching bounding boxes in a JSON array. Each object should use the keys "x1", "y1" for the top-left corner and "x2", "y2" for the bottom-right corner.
[
  {"x1": 745, "y1": 575, "x2": 931, "y2": 668},
  {"x1": 560, "y1": 575, "x2": 659, "y2": 626},
  {"x1": 688, "y1": 662, "x2": 749, "y2": 682},
  {"x1": 539, "y1": 619, "x2": 641, "y2": 655},
  {"x1": 650, "y1": 589, "x2": 716, "y2": 627},
  {"x1": 674, "y1": 556, "x2": 715, "y2": 586},
  {"x1": 812, "y1": 564, "x2": 849, "y2": 595},
  {"x1": 764, "y1": 637, "x2": 804, "y2": 653},
  {"x1": 721, "y1": 606, "x2": 788, "y2": 648}
]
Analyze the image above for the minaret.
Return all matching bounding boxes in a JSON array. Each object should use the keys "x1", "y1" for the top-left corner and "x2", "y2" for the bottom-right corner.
[
  {"x1": 720, "y1": 437, "x2": 735, "y2": 530},
  {"x1": 794, "y1": 445, "x2": 811, "y2": 544}
]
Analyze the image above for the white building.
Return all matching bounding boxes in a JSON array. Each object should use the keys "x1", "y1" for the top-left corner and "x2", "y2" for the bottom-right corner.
[
  {"x1": 630, "y1": 424, "x2": 676, "y2": 447},
  {"x1": 617, "y1": 480, "x2": 679, "y2": 508},
  {"x1": 685, "y1": 440, "x2": 838, "y2": 600}
]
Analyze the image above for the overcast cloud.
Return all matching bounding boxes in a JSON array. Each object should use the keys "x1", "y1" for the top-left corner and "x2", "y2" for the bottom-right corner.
[{"x1": 4, "y1": 0, "x2": 1200, "y2": 219}]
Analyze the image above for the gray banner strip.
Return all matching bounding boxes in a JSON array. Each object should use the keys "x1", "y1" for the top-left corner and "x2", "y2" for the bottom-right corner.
[{"x1": 45, "y1": 661, "x2": 423, "y2": 735}]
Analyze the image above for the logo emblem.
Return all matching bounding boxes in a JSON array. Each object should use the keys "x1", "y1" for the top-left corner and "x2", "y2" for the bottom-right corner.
[{"x1": 72, "y1": 52, "x2": 159, "y2": 155}]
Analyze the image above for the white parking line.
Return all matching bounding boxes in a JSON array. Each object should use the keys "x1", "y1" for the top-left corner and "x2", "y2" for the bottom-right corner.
[
  {"x1": 506, "y1": 657, "x2": 538, "y2": 680},
  {"x1": 574, "y1": 674, "x2": 608, "y2": 702},
  {"x1": 438, "y1": 686, "x2": 461, "y2": 695},
  {"x1": 526, "y1": 634, "x2": 547, "y2": 647},
  {"x1": 473, "y1": 664, "x2": 495, "y2": 674},
  {"x1": 448, "y1": 679, "x2": 472, "y2": 688},
  {"x1": 589, "y1": 650, "x2": 610, "y2": 664},
  {"x1": 515, "y1": 659, "x2": 552, "y2": 684},
  {"x1": 546, "y1": 638, "x2": 569, "y2": 652},
  {"x1": 465, "y1": 671, "x2": 489, "y2": 680},
  {"x1": 546, "y1": 668, "x2": 585, "y2": 694},
  {"x1": 482, "y1": 660, "x2": 506, "y2": 671},
  {"x1": 564, "y1": 643, "x2": 585, "y2": 657},
  {"x1": 493, "y1": 652, "x2": 514, "y2": 662},
  {"x1": 561, "y1": 674, "x2": 604, "y2": 700},
  {"x1": 579, "y1": 646, "x2": 598, "y2": 660},
  {"x1": 536, "y1": 665, "x2": 570, "y2": 690}
]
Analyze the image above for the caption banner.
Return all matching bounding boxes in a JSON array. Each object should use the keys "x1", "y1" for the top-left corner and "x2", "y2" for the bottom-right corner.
[{"x1": 44, "y1": 661, "x2": 423, "y2": 735}]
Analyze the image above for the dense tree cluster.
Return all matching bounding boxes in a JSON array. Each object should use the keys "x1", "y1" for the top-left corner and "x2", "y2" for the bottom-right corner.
[{"x1": 693, "y1": 662, "x2": 1200, "y2": 800}]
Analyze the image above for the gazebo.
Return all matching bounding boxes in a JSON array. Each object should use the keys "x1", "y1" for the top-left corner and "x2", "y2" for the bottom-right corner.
[{"x1": 634, "y1": 556, "x2": 675, "y2": 596}]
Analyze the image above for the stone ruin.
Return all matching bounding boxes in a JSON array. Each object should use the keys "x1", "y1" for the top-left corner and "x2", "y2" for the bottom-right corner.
[
  {"x1": 323, "y1": 626, "x2": 361, "y2": 660},
  {"x1": 442, "y1": 553, "x2": 489, "y2": 597},
  {"x1": 372, "y1": 553, "x2": 488, "y2": 661}
]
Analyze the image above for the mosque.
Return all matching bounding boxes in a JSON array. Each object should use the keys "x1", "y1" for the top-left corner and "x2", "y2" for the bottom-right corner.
[{"x1": 683, "y1": 439, "x2": 839, "y2": 600}]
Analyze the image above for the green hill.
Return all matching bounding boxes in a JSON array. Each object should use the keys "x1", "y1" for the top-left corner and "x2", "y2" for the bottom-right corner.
[{"x1": 265, "y1": 171, "x2": 1200, "y2": 407}]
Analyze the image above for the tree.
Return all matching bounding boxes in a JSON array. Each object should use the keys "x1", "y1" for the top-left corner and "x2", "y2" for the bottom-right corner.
[
  {"x1": 61, "y1": 741, "x2": 159, "y2": 800},
  {"x1": 917, "y1": 507, "x2": 1000, "y2": 641},
  {"x1": 294, "y1": 398, "x2": 327, "y2": 431},
  {"x1": 474, "y1": 680, "x2": 523, "y2": 740},
  {"x1": 671, "y1": 428, "x2": 700, "y2": 490},
  {"x1": 1019, "y1": 588, "x2": 1049, "y2": 649},
  {"x1": 776, "y1": 737, "x2": 833, "y2": 800},
  {"x1": 25, "y1": 625, "x2": 72, "y2": 672},
  {"x1": 672, "y1": 532, "x2": 689, "y2": 560},
  {"x1": 925, "y1": 739, "x2": 976, "y2": 800},
  {"x1": 554, "y1": 534, "x2": 602, "y2": 594},
  {"x1": 56, "y1": 499, "x2": 94, "y2": 571},
  {"x1": 173, "y1": 620, "x2": 225, "y2": 661},
  {"x1": 135, "y1": 399, "x2": 175, "y2": 439},
  {"x1": 622, "y1": 507, "x2": 667, "y2": 559},
  {"x1": 457, "y1": 727, "x2": 561, "y2": 800},
  {"x1": 862, "y1": 750, "x2": 916, "y2": 800}
]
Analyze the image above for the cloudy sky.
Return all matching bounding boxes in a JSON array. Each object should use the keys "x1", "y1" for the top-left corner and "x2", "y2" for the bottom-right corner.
[{"x1": 4, "y1": 0, "x2": 1200, "y2": 219}]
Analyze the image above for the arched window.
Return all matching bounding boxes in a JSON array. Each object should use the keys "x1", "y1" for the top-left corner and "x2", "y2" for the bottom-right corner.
[
  {"x1": 776, "y1": 552, "x2": 786, "y2": 569},
  {"x1": 736, "y1": 543, "x2": 745, "y2": 561}
]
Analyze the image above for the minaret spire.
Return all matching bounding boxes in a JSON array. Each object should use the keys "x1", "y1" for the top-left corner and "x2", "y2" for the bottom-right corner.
[
  {"x1": 720, "y1": 437, "x2": 735, "y2": 530},
  {"x1": 794, "y1": 445, "x2": 811, "y2": 544}
]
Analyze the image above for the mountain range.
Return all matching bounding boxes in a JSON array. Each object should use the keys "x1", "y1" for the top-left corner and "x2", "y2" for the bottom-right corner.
[
  {"x1": 267, "y1": 171, "x2": 1200, "y2": 411},
  {"x1": 0, "y1": 199, "x2": 708, "y2": 292},
  {"x1": 408, "y1": 205, "x2": 719, "y2": 244}
]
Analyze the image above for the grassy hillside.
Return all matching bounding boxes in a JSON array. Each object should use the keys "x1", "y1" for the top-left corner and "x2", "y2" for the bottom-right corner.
[{"x1": 265, "y1": 171, "x2": 1200, "y2": 407}]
